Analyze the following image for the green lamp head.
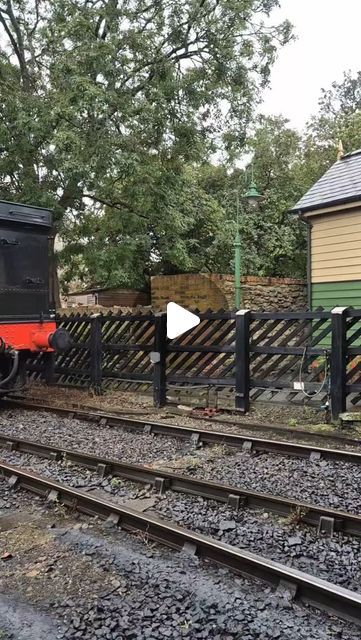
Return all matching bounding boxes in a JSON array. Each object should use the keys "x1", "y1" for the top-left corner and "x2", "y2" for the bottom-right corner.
[{"x1": 244, "y1": 181, "x2": 263, "y2": 208}]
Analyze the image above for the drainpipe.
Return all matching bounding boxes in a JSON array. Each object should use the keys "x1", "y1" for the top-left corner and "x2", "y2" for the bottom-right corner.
[{"x1": 300, "y1": 213, "x2": 312, "y2": 310}]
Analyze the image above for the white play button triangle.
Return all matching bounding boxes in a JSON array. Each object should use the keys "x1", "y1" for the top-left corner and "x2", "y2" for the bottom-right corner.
[{"x1": 166, "y1": 302, "x2": 200, "y2": 339}]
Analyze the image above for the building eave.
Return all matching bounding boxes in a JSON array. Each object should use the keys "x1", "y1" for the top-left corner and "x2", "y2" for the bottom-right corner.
[{"x1": 291, "y1": 196, "x2": 361, "y2": 218}]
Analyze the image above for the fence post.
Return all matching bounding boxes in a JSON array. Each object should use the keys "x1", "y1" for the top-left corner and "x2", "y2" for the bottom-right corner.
[
  {"x1": 90, "y1": 314, "x2": 103, "y2": 395},
  {"x1": 235, "y1": 309, "x2": 251, "y2": 412},
  {"x1": 153, "y1": 312, "x2": 167, "y2": 408},
  {"x1": 43, "y1": 352, "x2": 55, "y2": 386},
  {"x1": 330, "y1": 306, "x2": 348, "y2": 423}
]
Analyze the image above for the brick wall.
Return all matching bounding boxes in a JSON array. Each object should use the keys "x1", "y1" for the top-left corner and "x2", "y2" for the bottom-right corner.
[{"x1": 151, "y1": 274, "x2": 307, "y2": 312}]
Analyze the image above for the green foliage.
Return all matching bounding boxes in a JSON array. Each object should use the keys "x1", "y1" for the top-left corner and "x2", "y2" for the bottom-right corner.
[
  {"x1": 243, "y1": 115, "x2": 307, "y2": 277},
  {"x1": 303, "y1": 71, "x2": 361, "y2": 182},
  {"x1": 61, "y1": 161, "x2": 234, "y2": 290},
  {"x1": 4, "y1": 5, "x2": 361, "y2": 293},
  {"x1": 0, "y1": 0, "x2": 292, "y2": 293}
]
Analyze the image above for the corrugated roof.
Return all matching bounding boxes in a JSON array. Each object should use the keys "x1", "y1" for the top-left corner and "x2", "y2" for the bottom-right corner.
[
  {"x1": 68, "y1": 286, "x2": 144, "y2": 295},
  {"x1": 291, "y1": 149, "x2": 361, "y2": 213}
]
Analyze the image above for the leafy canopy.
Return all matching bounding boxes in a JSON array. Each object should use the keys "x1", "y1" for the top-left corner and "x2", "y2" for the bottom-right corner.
[{"x1": 0, "y1": 0, "x2": 292, "y2": 292}]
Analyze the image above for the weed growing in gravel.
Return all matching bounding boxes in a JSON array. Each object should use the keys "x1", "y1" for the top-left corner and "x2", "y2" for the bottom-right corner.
[
  {"x1": 134, "y1": 527, "x2": 155, "y2": 548},
  {"x1": 180, "y1": 621, "x2": 192, "y2": 631},
  {"x1": 288, "y1": 418, "x2": 298, "y2": 428},
  {"x1": 283, "y1": 506, "x2": 308, "y2": 526},
  {"x1": 209, "y1": 444, "x2": 233, "y2": 458},
  {"x1": 110, "y1": 477, "x2": 124, "y2": 488}
]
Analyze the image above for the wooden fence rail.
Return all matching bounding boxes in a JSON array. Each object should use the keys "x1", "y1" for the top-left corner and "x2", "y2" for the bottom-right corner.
[{"x1": 25, "y1": 306, "x2": 361, "y2": 423}]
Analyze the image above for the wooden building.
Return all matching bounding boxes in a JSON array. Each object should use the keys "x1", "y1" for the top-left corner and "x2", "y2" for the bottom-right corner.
[
  {"x1": 67, "y1": 286, "x2": 150, "y2": 308},
  {"x1": 291, "y1": 149, "x2": 361, "y2": 309}
]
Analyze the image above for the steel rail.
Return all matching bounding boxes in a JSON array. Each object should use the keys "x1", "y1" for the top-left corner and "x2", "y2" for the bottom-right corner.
[
  {"x1": 1, "y1": 461, "x2": 361, "y2": 626},
  {"x1": 184, "y1": 412, "x2": 361, "y2": 447},
  {"x1": 7, "y1": 395, "x2": 361, "y2": 448},
  {"x1": 3, "y1": 398, "x2": 361, "y2": 465},
  {"x1": 1, "y1": 432, "x2": 361, "y2": 538}
]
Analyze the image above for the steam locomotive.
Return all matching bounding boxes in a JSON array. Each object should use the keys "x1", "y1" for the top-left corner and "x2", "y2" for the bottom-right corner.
[{"x1": 0, "y1": 199, "x2": 71, "y2": 393}]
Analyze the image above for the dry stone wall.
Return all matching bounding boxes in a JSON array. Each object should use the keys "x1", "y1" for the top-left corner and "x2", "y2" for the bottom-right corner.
[{"x1": 151, "y1": 274, "x2": 307, "y2": 312}]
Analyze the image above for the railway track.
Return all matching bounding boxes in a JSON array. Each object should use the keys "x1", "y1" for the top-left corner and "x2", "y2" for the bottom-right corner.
[
  {"x1": 4, "y1": 398, "x2": 361, "y2": 465},
  {"x1": 6, "y1": 395, "x2": 361, "y2": 449},
  {"x1": 1, "y1": 459, "x2": 361, "y2": 626},
  {"x1": 1, "y1": 431, "x2": 361, "y2": 538}
]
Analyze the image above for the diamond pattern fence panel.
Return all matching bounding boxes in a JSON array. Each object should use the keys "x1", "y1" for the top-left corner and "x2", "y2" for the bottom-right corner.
[
  {"x1": 346, "y1": 309, "x2": 361, "y2": 407},
  {"x1": 24, "y1": 306, "x2": 352, "y2": 421},
  {"x1": 249, "y1": 310, "x2": 332, "y2": 405}
]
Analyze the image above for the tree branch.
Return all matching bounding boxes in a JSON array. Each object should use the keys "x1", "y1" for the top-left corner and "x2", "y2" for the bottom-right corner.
[
  {"x1": 82, "y1": 192, "x2": 149, "y2": 221},
  {"x1": 5, "y1": 0, "x2": 30, "y2": 87}
]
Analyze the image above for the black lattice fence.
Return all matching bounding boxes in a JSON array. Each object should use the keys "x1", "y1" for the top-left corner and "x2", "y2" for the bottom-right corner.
[
  {"x1": 27, "y1": 311, "x2": 155, "y2": 390},
  {"x1": 25, "y1": 306, "x2": 357, "y2": 421},
  {"x1": 167, "y1": 311, "x2": 236, "y2": 386},
  {"x1": 346, "y1": 309, "x2": 361, "y2": 406},
  {"x1": 249, "y1": 310, "x2": 332, "y2": 405}
]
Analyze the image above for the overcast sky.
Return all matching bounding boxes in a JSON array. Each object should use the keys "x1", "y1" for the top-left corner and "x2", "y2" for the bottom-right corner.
[{"x1": 261, "y1": 0, "x2": 361, "y2": 130}]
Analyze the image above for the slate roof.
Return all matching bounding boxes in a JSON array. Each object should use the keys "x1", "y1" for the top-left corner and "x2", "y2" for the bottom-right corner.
[{"x1": 291, "y1": 149, "x2": 361, "y2": 213}]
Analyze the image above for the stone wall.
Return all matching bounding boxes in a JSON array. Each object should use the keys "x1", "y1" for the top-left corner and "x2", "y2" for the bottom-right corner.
[
  {"x1": 151, "y1": 274, "x2": 307, "y2": 312},
  {"x1": 241, "y1": 276, "x2": 307, "y2": 311}
]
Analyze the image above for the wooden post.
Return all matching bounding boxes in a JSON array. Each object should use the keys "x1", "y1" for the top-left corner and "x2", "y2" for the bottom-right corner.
[
  {"x1": 235, "y1": 309, "x2": 251, "y2": 412},
  {"x1": 331, "y1": 306, "x2": 348, "y2": 424},
  {"x1": 153, "y1": 312, "x2": 167, "y2": 408},
  {"x1": 90, "y1": 314, "x2": 102, "y2": 395},
  {"x1": 43, "y1": 352, "x2": 55, "y2": 386}
]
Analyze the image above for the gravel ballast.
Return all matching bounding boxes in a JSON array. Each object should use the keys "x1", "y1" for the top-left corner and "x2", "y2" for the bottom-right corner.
[
  {"x1": 0, "y1": 477, "x2": 360, "y2": 640},
  {"x1": 1, "y1": 408, "x2": 361, "y2": 513},
  {"x1": 53, "y1": 527, "x2": 361, "y2": 640},
  {"x1": 0, "y1": 409, "x2": 190, "y2": 465},
  {"x1": 1, "y1": 448, "x2": 361, "y2": 592},
  {"x1": 180, "y1": 448, "x2": 361, "y2": 514},
  {"x1": 0, "y1": 411, "x2": 361, "y2": 640}
]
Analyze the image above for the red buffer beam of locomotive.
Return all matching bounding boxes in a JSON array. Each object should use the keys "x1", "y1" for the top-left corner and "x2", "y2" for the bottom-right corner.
[{"x1": 0, "y1": 323, "x2": 71, "y2": 352}]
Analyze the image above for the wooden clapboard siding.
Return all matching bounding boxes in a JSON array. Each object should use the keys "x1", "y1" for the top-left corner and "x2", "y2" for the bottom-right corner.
[
  {"x1": 312, "y1": 281, "x2": 361, "y2": 309},
  {"x1": 311, "y1": 208, "x2": 361, "y2": 282}
]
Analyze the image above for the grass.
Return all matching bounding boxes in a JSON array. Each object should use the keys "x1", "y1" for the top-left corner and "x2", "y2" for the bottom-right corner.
[
  {"x1": 110, "y1": 477, "x2": 124, "y2": 488},
  {"x1": 282, "y1": 506, "x2": 309, "y2": 526}
]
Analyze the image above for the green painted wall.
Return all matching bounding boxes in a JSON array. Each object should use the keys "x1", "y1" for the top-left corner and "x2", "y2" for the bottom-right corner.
[
  {"x1": 312, "y1": 281, "x2": 361, "y2": 310},
  {"x1": 312, "y1": 281, "x2": 361, "y2": 348}
]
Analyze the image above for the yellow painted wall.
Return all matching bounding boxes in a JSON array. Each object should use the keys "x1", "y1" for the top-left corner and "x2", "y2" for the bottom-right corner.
[{"x1": 309, "y1": 208, "x2": 361, "y2": 283}]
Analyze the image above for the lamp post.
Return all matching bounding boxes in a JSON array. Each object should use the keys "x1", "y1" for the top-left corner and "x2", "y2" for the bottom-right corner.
[{"x1": 234, "y1": 174, "x2": 262, "y2": 309}]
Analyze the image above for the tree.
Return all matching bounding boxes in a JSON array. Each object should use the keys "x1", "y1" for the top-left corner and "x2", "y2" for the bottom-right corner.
[
  {"x1": 318, "y1": 70, "x2": 361, "y2": 118},
  {"x1": 304, "y1": 71, "x2": 361, "y2": 181},
  {"x1": 0, "y1": 0, "x2": 292, "y2": 296},
  {"x1": 194, "y1": 117, "x2": 308, "y2": 279},
  {"x1": 60, "y1": 160, "x2": 234, "y2": 290}
]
